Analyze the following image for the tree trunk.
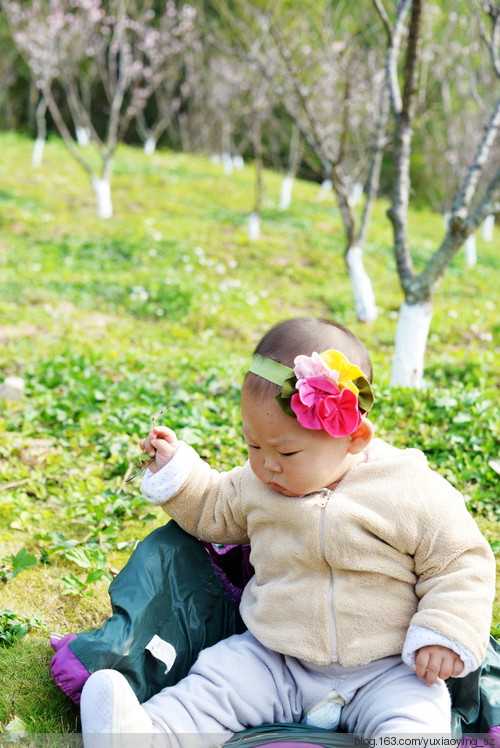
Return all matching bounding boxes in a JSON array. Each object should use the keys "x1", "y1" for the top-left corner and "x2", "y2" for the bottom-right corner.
[
  {"x1": 92, "y1": 178, "x2": 113, "y2": 219},
  {"x1": 222, "y1": 121, "x2": 233, "y2": 174},
  {"x1": 32, "y1": 96, "x2": 47, "y2": 167},
  {"x1": 144, "y1": 137, "x2": 157, "y2": 155},
  {"x1": 343, "y1": 80, "x2": 391, "y2": 325},
  {"x1": 482, "y1": 214, "x2": 494, "y2": 241},
  {"x1": 32, "y1": 138, "x2": 45, "y2": 168},
  {"x1": 465, "y1": 235, "x2": 477, "y2": 268},
  {"x1": 249, "y1": 118, "x2": 263, "y2": 241},
  {"x1": 278, "y1": 125, "x2": 300, "y2": 210},
  {"x1": 248, "y1": 212, "x2": 260, "y2": 241},
  {"x1": 76, "y1": 126, "x2": 90, "y2": 147},
  {"x1": 385, "y1": 0, "x2": 428, "y2": 386},
  {"x1": 278, "y1": 175, "x2": 294, "y2": 211},
  {"x1": 390, "y1": 300, "x2": 433, "y2": 388},
  {"x1": 345, "y1": 246, "x2": 378, "y2": 324}
]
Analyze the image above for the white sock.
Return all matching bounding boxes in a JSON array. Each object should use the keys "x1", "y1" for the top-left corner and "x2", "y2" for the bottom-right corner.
[{"x1": 81, "y1": 669, "x2": 154, "y2": 747}]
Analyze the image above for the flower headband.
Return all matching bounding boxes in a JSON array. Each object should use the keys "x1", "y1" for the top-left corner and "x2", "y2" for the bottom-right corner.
[{"x1": 248, "y1": 349, "x2": 374, "y2": 439}]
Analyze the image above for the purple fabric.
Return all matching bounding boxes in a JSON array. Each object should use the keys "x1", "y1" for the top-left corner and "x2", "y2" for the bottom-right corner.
[
  {"x1": 49, "y1": 542, "x2": 253, "y2": 706},
  {"x1": 486, "y1": 728, "x2": 500, "y2": 748},
  {"x1": 200, "y1": 541, "x2": 254, "y2": 606},
  {"x1": 460, "y1": 732, "x2": 500, "y2": 748},
  {"x1": 50, "y1": 633, "x2": 76, "y2": 652},
  {"x1": 50, "y1": 633, "x2": 91, "y2": 705},
  {"x1": 252, "y1": 744, "x2": 325, "y2": 748}
]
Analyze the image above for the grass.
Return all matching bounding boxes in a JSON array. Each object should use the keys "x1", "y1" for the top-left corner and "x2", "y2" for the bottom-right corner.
[{"x1": 0, "y1": 131, "x2": 499, "y2": 735}]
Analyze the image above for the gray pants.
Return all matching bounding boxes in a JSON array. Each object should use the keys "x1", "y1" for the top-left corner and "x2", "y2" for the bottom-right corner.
[{"x1": 142, "y1": 631, "x2": 451, "y2": 737}]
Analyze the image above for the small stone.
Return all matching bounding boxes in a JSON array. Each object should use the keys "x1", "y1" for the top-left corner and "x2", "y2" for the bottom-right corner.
[{"x1": 0, "y1": 376, "x2": 25, "y2": 401}]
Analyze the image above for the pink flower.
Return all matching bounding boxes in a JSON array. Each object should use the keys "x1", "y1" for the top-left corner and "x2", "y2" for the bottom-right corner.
[
  {"x1": 293, "y1": 352, "x2": 331, "y2": 382},
  {"x1": 291, "y1": 376, "x2": 362, "y2": 438}
]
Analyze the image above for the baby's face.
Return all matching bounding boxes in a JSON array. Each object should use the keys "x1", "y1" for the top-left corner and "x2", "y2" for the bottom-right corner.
[{"x1": 241, "y1": 390, "x2": 355, "y2": 497}]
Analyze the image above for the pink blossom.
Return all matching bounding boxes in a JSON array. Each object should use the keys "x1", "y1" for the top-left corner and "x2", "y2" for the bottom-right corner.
[
  {"x1": 293, "y1": 352, "x2": 340, "y2": 389},
  {"x1": 294, "y1": 352, "x2": 328, "y2": 381},
  {"x1": 291, "y1": 376, "x2": 361, "y2": 438}
]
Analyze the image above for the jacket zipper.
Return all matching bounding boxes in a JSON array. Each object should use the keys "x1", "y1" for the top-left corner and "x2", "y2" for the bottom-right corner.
[
  {"x1": 317, "y1": 463, "x2": 360, "y2": 663},
  {"x1": 318, "y1": 490, "x2": 337, "y2": 662}
]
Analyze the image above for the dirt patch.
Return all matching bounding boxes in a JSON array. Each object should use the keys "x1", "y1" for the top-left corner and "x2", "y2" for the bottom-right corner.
[{"x1": 0, "y1": 302, "x2": 122, "y2": 343}]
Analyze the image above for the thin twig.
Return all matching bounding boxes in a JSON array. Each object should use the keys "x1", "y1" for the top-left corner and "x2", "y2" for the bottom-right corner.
[
  {"x1": 0, "y1": 477, "x2": 33, "y2": 492},
  {"x1": 372, "y1": 0, "x2": 392, "y2": 43},
  {"x1": 124, "y1": 405, "x2": 170, "y2": 484},
  {"x1": 118, "y1": 463, "x2": 134, "y2": 493}
]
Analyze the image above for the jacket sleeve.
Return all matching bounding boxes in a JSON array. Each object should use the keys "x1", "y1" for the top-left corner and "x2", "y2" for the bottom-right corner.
[
  {"x1": 141, "y1": 441, "x2": 250, "y2": 546},
  {"x1": 409, "y1": 468, "x2": 496, "y2": 667},
  {"x1": 402, "y1": 624, "x2": 477, "y2": 676}
]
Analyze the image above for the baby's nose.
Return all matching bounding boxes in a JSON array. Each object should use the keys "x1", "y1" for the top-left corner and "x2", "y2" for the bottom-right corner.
[{"x1": 264, "y1": 456, "x2": 282, "y2": 473}]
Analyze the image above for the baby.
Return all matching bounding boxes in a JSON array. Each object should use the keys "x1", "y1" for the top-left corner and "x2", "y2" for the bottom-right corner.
[{"x1": 81, "y1": 317, "x2": 496, "y2": 742}]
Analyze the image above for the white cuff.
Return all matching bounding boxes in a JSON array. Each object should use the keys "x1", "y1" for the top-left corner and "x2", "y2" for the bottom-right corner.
[
  {"x1": 402, "y1": 625, "x2": 477, "y2": 677},
  {"x1": 140, "y1": 441, "x2": 199, "y2": 505}
]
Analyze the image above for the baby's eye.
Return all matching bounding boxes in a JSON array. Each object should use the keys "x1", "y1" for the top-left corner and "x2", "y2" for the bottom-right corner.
[
  {"x1": 248, "y1": 444, "x2": 260, "y2": 450},
  {"x1": 280, "y1": 451, "x2": 299, "y2": 457}
]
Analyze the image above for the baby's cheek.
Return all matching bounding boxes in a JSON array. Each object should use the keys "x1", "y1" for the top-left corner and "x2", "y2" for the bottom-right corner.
[{"x1": 247, "y1": 454, "x2": 259, "y2": 475}]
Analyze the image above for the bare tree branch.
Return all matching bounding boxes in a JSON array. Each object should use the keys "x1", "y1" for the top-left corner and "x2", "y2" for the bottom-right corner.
[
  {"x1": 419, "y1": 153, "x2": 500, "y2": 296},
  {"x1": 469, "y1": 161, "x2": 500, "y2": 226},
  {"x1": 43, "y1": 86, "x2": 94, "y2": 178},
  {"x1": 356, "y1": 79, "x2": 390, "y2": 245},
  {"x1": 372, "y1": 0, "x2": 393, "y2": 42},
  {"x1": 471, "y1": 0, "x2": 500, "y2": 75},
  {"x1": 267, "y1": 21, "x2": 331, "y2": 166},
  {"x1": 451, "y1": 95, "x2": 500, "y2": 224},
  {"x1": 385, "y1": 1, "x2": 500, "y2": 385},
  {"x1": 387, "y1": 0, "x2": 423, "y2": 294},
  {"x1": 385, "y1": 0, "x2": 413, "y2": 117}
]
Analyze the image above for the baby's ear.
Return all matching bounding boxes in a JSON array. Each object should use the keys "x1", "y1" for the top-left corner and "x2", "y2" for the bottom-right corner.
[{"x1": 348, "y1": 417, "x2": 374, "y2": 454}]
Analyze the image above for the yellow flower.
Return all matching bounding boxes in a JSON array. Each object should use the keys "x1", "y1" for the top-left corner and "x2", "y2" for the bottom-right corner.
[{"x1": 319, "y1": 349, "x2": 364, "y2": 396}]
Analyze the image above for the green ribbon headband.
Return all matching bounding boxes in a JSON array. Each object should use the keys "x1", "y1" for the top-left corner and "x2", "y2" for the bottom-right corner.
[
  {"x1": 248, "y1": 352, "x2": 374, "y2": 419},
  {"x1": 248, "y1": 354, "x2": 293, "y2": 386}
]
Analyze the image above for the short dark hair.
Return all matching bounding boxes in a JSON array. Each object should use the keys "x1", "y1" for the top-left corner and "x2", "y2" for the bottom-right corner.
[{"x1": 243, "y1": 317, "x2": 373, "y2": 405}]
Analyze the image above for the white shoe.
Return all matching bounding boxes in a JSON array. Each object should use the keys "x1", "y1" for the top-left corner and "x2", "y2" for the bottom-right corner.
[{"x1": 81, "y1": 669, "x2": 154, "y2": 748}]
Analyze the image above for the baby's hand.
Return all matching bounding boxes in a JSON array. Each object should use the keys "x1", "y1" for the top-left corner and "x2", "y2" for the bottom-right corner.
[
  {"x1": 415, "y1": 645, "x2": 464, "y2": 686},
  {"x1": 139, "y1": 426, "x2": 179, "y2": 473}
]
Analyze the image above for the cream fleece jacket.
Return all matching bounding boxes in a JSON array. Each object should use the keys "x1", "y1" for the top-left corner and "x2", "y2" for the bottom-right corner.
[{"x1": 141, "y1": 438, "x2": 496, "y2": 669}]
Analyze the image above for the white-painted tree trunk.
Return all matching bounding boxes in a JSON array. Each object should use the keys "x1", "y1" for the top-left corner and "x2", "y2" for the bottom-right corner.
[
  {"x1": 232, "y1": 155, "x2": 244, "y2": 170},
  {"x1": 248, "y1": 212, "x2": 260, "y2": 241},
  {"x1": 32, "y1": 137, "x2": 45, "y2": 167},
  {"x1": 317, "y1": 179, "x2": 332, "y2": 200},
  {"x1": 348, "y1": 182, "x2": 363, "y2": 207},
  {"x1": 75, "y1": 126, "x2": 90, "y2": 146},
  {"x1": 222, "y1": 151, "x2": 233, "y2": 175},
  {"x1": 482, "y1": 214, "x2": 494, "y2": 241},
  {"x1": 345, "y1": 246, "x2": 378, "y2": 323},
  {"x1": 144, "y1": 137, "x2": 157, "y2": 155},
  {"x1": 390, "y1": 300, "x2": 433, "y2": 388},
  {"x1": 465, "y1": 234, "x2": 477, "y2": 268},
  {"x1": 92, "y1": 178, "x2": 113, "y2": 219},
  {"x1": 278, "y1": 175, "x2": 294, "y2": 211}
]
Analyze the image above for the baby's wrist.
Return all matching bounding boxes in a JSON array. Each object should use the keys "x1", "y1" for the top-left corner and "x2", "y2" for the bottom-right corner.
[
  {"x1": 152, "y1": 450, "x2": 176, "y2": 472},
  {"x1": 141, "y1": 441, "x2": 198, "y2": 504}
]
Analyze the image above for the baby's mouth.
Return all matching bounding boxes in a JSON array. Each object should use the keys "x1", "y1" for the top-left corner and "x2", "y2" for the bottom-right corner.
[{"x1": 269, "y1": 481, "x2": 285, "y2": 492}]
